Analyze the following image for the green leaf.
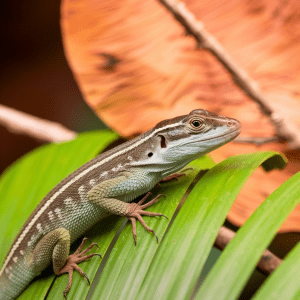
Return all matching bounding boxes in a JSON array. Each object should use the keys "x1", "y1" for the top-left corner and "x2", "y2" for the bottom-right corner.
[
  {"x1": 195, "y1": 169, "x2": 300, "y2": 300},
  {"x1": 0, "y1": 130, "x2": 119, "y2": 300},
  {"x1": 252, "y1": 235, "x2": 300, "y2": 300},
  {"x1": 136, "y1": 152, "x2": 286, "y2": 300}
]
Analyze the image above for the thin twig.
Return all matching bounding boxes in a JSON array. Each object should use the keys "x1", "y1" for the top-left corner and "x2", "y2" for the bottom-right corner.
[
  {"x1": 0, "y1": 104, "x2": 76, "y2": 142},
  {"x1": 158, "y1": 0, "x2": 300, "y2": 149},
  {"x1": 215, "y1": 226, "x2": 282, "y2": 275},
  {"x1": 234, "y1": 136, "x2": 281, "y2": 146}
]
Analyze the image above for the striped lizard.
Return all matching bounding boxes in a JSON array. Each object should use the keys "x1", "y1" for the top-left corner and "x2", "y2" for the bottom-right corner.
[{"x1": 0, "y1": 109, "x2": 241, "y2": 299}]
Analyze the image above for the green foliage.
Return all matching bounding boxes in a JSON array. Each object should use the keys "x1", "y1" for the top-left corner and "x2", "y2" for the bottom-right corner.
[
  {"x1": 252, "y1": 240, "x2": 300, "y2": 300},
  {"x1": 195, "y1": 161, "x2": 300, "y2": 300},
  {"x1": 1, "y1": 130, "x2": 299, "y2": 300}
]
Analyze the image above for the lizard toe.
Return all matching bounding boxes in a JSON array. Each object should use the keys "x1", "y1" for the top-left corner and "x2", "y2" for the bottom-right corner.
[{"x1": 58, "y1": 237, "x2": 102, "y2": 298}]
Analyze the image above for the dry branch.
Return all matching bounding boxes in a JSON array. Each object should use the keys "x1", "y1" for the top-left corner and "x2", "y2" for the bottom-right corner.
[
  {"x1": 215, "y1": 226, "x2": 282, "y2": 275},
  {"x1": 0, "y1": 104, "x2": 76, "y2": 142},
  {"x1": 158, "y1": 0, "x2": 300, "y2": 149}
]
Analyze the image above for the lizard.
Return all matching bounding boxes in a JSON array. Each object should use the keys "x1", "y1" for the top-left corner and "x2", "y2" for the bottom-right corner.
[{"x1": 0, "y1": 109, "x2": 241, "y2": 300}]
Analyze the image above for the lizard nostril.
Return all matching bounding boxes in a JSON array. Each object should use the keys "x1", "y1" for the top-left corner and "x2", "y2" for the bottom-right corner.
[{"x1": 226, "y1": 120, "x2": 236, "y2": 127}]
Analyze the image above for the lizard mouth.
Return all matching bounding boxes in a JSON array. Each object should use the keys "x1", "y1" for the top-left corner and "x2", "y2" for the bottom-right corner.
[
  {"x1": 179, "y1": 129, "x2": 241, "y2": 147},
  {"x1": 203, "y1": 128, "x2": 240, "y2": 141},
  {"x1": 190, "y1": 128, "x2": 241, "y2": 143}
]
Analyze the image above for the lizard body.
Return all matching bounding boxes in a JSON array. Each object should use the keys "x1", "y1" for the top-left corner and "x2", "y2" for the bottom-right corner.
[{"x1": 0, "y1": 109, "x2": 241, "y2": 299}]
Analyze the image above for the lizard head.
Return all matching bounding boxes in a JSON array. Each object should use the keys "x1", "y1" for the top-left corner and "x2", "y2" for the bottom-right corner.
[
  {"x1": 153, "y1": 109, "x2": 240, "y2": 169},
  {"x1": 130, "y1": 109, "x2": 241, "y2": 176}
]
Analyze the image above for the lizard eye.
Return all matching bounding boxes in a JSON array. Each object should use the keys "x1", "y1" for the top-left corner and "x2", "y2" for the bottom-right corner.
[
  {"x1": 192, "y1": 120, "x2": 201, "y2": 127},
  {"x1": 189, "y1": 118, "x2": 205, "y2": 131}
]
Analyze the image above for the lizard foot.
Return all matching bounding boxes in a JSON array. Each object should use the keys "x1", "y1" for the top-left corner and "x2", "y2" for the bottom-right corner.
[
  {"x1": 125, "y1": 192, "x2": 168, "y2": 245},
  {"x1": 58, "y1": 237, "x2": 102, "y2": 299},
  {"x1": 159, "y1": 167, "x2": 194, "y2": 185}
]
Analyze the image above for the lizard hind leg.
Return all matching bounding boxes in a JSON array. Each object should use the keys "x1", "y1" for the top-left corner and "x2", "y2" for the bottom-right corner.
[
  {"x1": 55, "y1": 237, "x2": 102, "y2": 299},
  {"x1": 32, "y1": 229, "x2": 101, "y2": 299}
]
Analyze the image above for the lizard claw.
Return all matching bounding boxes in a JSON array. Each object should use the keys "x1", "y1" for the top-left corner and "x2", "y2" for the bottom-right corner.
[
  {"x1": 58, "y1": 237, "x2": 102, "y2": 299},
  {"x1": 159, "y1": 168, "x2": 193, "y2": 184},
  {"x1": 125, "y1": 193, "x2": 167, "y2": 245}
]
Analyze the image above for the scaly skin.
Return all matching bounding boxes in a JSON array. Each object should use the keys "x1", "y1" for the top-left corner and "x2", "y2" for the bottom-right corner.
[{"x1": 0, "y1": 109, "x2": 241, "y2": 299}]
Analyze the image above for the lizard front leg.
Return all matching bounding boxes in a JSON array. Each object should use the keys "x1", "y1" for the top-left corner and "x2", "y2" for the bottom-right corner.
[
  {"x1": 125, "y1": 192, "x2": 167, "y2": 244},
  {"x1": 159, "y1": 168, "x2": 194, "y2": 184},
  {"x1": 88, "y1": 173, "x2": 167, "y2": 244},
  {"x1": 30, "y1": 228, "x2": 100, "y2": 299}
]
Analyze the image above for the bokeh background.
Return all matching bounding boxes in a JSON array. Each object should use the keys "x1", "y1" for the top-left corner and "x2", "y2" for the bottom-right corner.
[{"x1": 0, "y1": 0, "x2": 106, "y2": 174}]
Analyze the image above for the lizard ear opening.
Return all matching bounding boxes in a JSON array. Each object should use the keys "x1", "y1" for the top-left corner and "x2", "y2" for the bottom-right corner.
[{"x1": 159, "y1": 135, "x2": 167, "y2": 148}]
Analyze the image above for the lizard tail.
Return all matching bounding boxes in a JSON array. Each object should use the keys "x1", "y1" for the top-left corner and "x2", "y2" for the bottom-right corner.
[{"x1": 0, "y1": 260, "x2": 36, "y2": 300}]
